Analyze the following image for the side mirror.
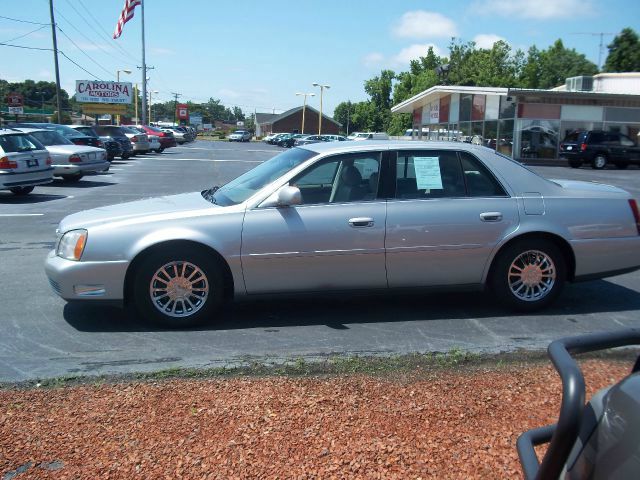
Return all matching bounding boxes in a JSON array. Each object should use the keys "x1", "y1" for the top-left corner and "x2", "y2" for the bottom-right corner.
[
  {"x1": 277, "y1": 185, "x2": 302, "y2": 206},
  {"x1": 260, "y1": 185, "x2": 302, "y2": 208}
]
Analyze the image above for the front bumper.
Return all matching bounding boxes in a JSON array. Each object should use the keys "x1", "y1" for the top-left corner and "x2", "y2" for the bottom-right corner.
[{"x1": 45, "y1": 251, "x2": 129, "y2": 301}]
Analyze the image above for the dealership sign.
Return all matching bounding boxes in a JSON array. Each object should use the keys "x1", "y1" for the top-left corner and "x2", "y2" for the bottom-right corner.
[{"x1": 75, "y1": 81, "x2": 132, "y2": 104}]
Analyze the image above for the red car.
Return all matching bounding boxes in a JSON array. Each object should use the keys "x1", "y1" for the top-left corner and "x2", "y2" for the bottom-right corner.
[{"x1": 135, "y1": 125, "x2": 177, "y2": 150}]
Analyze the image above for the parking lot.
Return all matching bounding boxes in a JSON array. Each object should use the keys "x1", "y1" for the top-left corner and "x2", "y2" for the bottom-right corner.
[{"x1": 2, "y1": 140, "x2": 640, "y2": 383}]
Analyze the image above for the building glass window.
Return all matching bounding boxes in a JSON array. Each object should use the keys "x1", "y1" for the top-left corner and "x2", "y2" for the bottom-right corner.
[
  {"x1": 499, "y1": 96, "x2": 516, "y2": 119},
  {"x1": 459, "y1": 122, "x2": 472, "y2": 143},
  {"x1": 515, "y1": 119, "x2": 560, "y2": 160},
  {"x1": 460, "y1": 94, "x2": 472, "y2": 122},
  {"x1": 472, "y1": 95, "x2": 486, "y2": 121},
  {"x1": 471, "y1": 121, "x2": 484, "y2": 144},
  {"x1": 484, "y1": 120, "x2": 498, "y2": 150},
  {"x1": 497, "y1": 119, "x2": 514, "y2": 156}
]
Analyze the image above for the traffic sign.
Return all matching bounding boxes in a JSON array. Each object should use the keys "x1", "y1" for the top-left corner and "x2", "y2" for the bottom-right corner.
[{"x1": 6, "y1": 92, "x2": 24, "y2": 107}]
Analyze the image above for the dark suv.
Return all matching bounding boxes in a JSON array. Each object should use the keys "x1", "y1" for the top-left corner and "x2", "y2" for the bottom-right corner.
[
  {"x1": 560, "y1": 130, "x2": 640, "y2": 169},
  {"x1": 94, "y1": 125, "x2": 134, "y2": 159}
]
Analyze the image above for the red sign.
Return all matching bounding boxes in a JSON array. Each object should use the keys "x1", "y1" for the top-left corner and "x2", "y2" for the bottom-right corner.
[
  {"x1": 6, "y1": 92, "x2": 24, "y2": 107},
  {"x1": 176, "y1": 103, "x2": 189, "y2": 120}
]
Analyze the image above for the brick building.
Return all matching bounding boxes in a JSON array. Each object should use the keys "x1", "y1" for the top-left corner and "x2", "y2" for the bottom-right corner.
[{"x1": 255, "y1": 106, "x2": 340, "y2": 137}]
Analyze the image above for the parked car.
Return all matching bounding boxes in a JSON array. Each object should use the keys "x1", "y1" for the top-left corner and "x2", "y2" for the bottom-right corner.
[
  {"x1": 160, "y1": 127, "x2": 187, "y2": 144},
  {"x1": 45, "y1": 141, "x2": 640, "y2": 328},
  {"x1": 267, "y1": 133, "x2": 289, "y2": 145},
  {"x1": 147, "y1": 135, "x2": 162, "y2": 153},
  {"x1": 93, "y1": 125, "x2": 134, "y2": 159},
  {"x1": 99, "y1": 136, "x2": 123, "y2": 160},
  {"x1": 17, "y1": 128, "x2": 109, "y2": 181},
  {"x1": 263, "y1": 133, "x2": 282, "y2": 143},
  {"x1": 228, "y1": 130, "x2": 252, "y2": 142},
  {"x1": 10, "y1": 122, "x2": 100, "y2": 148},
  {"x1": 279, "y1": 134, "x2": 310, "y2": 148},
  {"x1": 349, "y1": 132, "x2": 390, "y2": 141},
  {"x1": 0, "y1": 128, "x2": 53, "y2": 195},
  {"x1": 560, "y1": 130, "x2": 640, "y2": 169},
  {"x1": 135, "y1": 125, "x2": 177, "y2": 150},
  {"x1": 120, "y1": 126, "x2": 151, "y2": 154},
  {"x1": 517, "y1": 329, "x2": 640, "y2": 480},
  {"x1": 294, "y1": 134, "x2": 329, "y2": 146},
  {"x1": 322, "y1": 134, "x2": 349, "y2": 142}
]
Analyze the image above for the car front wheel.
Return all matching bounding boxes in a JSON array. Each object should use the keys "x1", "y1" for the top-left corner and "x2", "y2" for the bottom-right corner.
[
  {"x1": 490, "y1": 239, "x2": 565, "y2": 312},
  {"x1": 133, "y1": 248, "x2": 223, "y2": 328}
]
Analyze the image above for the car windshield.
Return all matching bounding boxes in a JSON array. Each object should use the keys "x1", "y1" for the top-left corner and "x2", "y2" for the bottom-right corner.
[
  {"x1": 0, "y1": 133, "x2": 44, "y2": 152},
  {"x1": 233, "y1": 131, "x2": 246, "y2": 134},
  {"x1": 30, "y1": 130, "x2": 73, "y2": 146},
  {"x1": 202, "y1": 147, "x2": 316, "y2": 206},
  {"x1": 356, "y1": 133, "x2": 369, "y2": 138}
]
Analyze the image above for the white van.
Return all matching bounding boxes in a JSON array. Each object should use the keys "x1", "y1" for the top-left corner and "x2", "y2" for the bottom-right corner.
[{"x1": 349, "y1": 132, "x2": 389, "y2": 141}]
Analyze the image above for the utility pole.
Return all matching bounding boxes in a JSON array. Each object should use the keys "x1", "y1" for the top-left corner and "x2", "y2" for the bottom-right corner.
[
  {"x1": 137, "y1": 65, "x2": 154, "y2": 124},
  {"x1": 171, "y1": 92, "x2": 181, "y2": 125},
  {"x1": 48, "y1": 0, "x2": 63, "y2": 123}
]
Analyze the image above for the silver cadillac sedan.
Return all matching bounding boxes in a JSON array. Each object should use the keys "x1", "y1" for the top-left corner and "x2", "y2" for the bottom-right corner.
[{"x1": 45, "y1": 141, "x2": 640, "y2": 327}]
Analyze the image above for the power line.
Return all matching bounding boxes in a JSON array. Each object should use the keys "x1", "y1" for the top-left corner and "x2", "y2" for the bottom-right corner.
[
  {"x1": 58, "y1": 50, "x2": 103, "y2": 80},
  {"x1": 0, "y1": 15, "x2": 49, "y2": 26},
  {"x1": 0, "y1": 25, "x2": 48, "y2": 44},
  {"x1": 54, "y1": 6, "x2": 136, "y2": 69},
  {"x1": 56, "y1": 25, "x2": 114, "y2": 78},
  {"x1": 75, "y1": 0, "x2": 139, "y2": 64},
  {"x1": 0, "y1": 41, "x2": 52, "y2": 52}
]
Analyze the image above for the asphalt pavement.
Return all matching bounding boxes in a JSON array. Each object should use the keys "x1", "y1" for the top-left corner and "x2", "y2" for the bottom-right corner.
[{"x1": 1, "y1": 140, "x2": 639, "y2": 383}]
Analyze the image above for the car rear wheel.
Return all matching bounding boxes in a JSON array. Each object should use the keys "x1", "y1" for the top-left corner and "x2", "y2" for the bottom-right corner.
[
  {"x1": 490, "y1": 239, "x2": 566, "y2": 312},
  {"x1": 9, "y1": 186, "x2": 34, "y2": 195},
  {"x1": 61, "y1": 173, "x2": 83, "y2": 182},
  {"x1": 592, "y1": 154, "x2": 607, "y2": 169},
  {"x1": 133, "y1": 248, "x2": 224, "y2": 328}
]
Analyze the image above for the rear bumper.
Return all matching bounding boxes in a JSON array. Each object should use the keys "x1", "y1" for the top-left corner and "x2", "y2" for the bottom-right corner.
[
  {"x1": 53, "y1": 160, "x2": 110, "y2": 175},
  {"x1": 572, "y1": 236, "x2": 640, "y2": 279},
  {"x1": 0, "y1": 168, "x2": 54, "y2": 188},
  {"x1": 132, "y1": 141, "x2": 151, "y2": 152}
]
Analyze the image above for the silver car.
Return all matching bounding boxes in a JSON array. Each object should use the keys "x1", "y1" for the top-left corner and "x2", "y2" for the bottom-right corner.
[
  {"x1": 0, "y1": 128, "x2": 53, "y2": 195},
  {"x1": 45, "y1": 141, "x2": 640, "y2": 328},
  {"x1": 17, "y1": 128, "x2": 109, "y2": 182},
  {"x1": 121, "y1": 126, "x2": 151, "y2": 154}
]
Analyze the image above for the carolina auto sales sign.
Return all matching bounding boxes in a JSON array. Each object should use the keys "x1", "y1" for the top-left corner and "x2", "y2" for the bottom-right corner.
[{"x1": 75, "y1": 80, "x2": 133, "y2": 104}]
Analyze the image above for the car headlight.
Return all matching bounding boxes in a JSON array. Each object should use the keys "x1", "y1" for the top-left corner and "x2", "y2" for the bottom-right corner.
[{"x1": 56, "y1": 229, "x2": 88, "y2": 261}]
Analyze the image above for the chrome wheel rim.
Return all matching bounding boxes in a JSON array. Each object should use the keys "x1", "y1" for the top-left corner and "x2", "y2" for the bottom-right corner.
[
  {"x1": 595, "y1": 156, "x2": 606, "y2": 168},
  {"x1": 508, "y1": 250, "x2": 556, "y2": 302},
  {"x1": 149, "y1": 261, "x2": 209, "y2": 318}
]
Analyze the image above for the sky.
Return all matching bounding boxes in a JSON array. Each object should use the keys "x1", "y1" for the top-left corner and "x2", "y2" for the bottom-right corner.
[{"x1": 1, "y1": 0, "x2": 638, "y2": 117}]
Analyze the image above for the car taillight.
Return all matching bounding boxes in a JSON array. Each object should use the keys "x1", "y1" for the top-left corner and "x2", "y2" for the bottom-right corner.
[
  {"x1": 46, "y1": 156, "x2": 52, "y2": 166},
  {"x1": 97, "y1": 140, "x2": 104, "y2": 148},
  {"x1": 132, "y1": 135, "x2": 140, "y2": 142},
  {"x1": 629, "y1": 199, "x2": 640, "y2": 235},
  {"x1": 580, "y1": 143, "x2": 587, "y2": 152},
  {"x1": 69, "y1": 154, "x2": 82, "y2": 163},
  {"x1": 0, "y1": 156, "x2": 18, "y2": 169}
]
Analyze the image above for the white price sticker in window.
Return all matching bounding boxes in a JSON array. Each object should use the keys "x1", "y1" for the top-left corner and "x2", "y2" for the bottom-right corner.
[{"x1": 413, "y1": 156, "x2": 442, "y2": 190}]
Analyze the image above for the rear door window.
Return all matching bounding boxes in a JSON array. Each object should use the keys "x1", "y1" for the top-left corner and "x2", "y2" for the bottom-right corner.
[
  {"x1": 0, "y1": 134, "x2": 42, "y2": 153},
  {"x1": 395, "y1": 150, "x2": 465, "y2": 199}
]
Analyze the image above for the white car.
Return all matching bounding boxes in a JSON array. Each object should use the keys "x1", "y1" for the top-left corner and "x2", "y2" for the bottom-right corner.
[
  {"x1": 17, "y1": 128, "x2": 109, "y2": 182},
  {"x1": 349, "y1": 132, "x2": 389, "y2": 141},
  {"x1": 0, "y1": 128, "x2": 53, "y2": 195},
  {"x1": 228, "y1": 130, "x2": 252, "y2": 142},
  {"x1": 148, "y1": 135, "x2": 162, "y2": 153}
]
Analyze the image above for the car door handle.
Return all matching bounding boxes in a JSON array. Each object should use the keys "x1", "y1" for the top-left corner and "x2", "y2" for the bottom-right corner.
[
  {"x1": 349, "y1": 217, "x2": 375, "y2": 227},
  {"x1": 480, "y1": 212, "x2": 503, "y2": 222}
]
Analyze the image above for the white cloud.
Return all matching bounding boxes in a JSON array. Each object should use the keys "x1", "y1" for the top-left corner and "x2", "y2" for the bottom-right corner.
[
  {"x1": 363, "y1": 52, "x2": 384, "y2": 67},
  {"x1": 472, "y1": 0, "x2": 593, "y2": 19},
  {"x1": 392, "y1": 44, "x2": 443, "y2": 66},
  {"x1": 392, "y1": 11, "x2": 458, "y2": 39},
  {"x1": 473, "y1": 34, "x2": 507, "y2": 49}
]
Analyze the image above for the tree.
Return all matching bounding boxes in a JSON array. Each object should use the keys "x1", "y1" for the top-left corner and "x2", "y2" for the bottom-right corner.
[
  {"x1": 333, "y1": 101, "x2": 353, "y2": 135},
  {"x1": 530, "y1": 40, "x2": 598, "y2": 89},
  {"x1": 604, "y1": 28, "x2": 640, "y2": 72}
]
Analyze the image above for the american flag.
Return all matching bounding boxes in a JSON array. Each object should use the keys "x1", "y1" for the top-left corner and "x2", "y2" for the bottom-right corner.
[{"x1": 113, "y1": 0, "x2": 141, "y2": 39}]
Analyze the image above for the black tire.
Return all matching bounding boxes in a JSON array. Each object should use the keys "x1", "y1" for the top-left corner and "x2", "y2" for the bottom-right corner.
[
  {"x1": 614, "y1": 162, "x2": 629, "y2": 169},
  {"x1": 568, "y1": 159, "x2": 582, "y2": 169},
  {"x1": 156, "y1": 148, "x2": 164, "y2": 153},
  {"x1": 592, "y1": 154, "x2": 607, "y2": 169},
  {"x1": 61, "y1": 173, "x2": 84, "y2": 182},
  {"x1": 490, "y1": 238, "x2": 566, "y2": 312},
  {"x1": 9, "y1": 186, "x2": 34, "y2": 195},
  {"x1": 122, "y1": 153, "x2": 131, "y2": 159},
  {"x1": 132, "y1": 247, "x2": 224, "y2": 328}
]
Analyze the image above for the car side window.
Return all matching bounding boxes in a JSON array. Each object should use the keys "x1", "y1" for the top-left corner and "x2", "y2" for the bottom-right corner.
[
  {"x1": 395, "y1": 150, "x2": 465, "y2": 199},
  {"x1": 459, "y1": 152, "x2": 507, "y2": 197},
  {"x1": 620, "y1": 135, "x2": 635, "y2": 147},
  {"x1": 291, "y1": 152, "x2": 381, "y2": 204}
]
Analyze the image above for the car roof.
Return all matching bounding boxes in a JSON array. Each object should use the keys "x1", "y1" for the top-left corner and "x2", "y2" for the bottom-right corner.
[
  {"x1": 299, "y1": 140, "x2": 493, "y2": 155},
  {"x1": 11, "y1": 127, "x2": 50, "y2": 134},
  {"x1": 0, "y1": 127, "x2": 31, "y2": 135}
]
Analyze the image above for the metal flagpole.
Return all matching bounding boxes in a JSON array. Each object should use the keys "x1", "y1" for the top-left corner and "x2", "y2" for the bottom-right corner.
[{"x1": 140, "y1": 0, "x2": 147, "y2": 125}]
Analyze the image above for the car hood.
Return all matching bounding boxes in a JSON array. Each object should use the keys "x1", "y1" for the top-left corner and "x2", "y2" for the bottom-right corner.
[
  {"x1": 59, "y1": 192, "x2": 220, "y2": 232},
  {"x1": 45, "y1": 144, "x2": 105, "y2": 155},
  {"x1": 551, "y1": 179, "x2": 630, "y2": 197}
]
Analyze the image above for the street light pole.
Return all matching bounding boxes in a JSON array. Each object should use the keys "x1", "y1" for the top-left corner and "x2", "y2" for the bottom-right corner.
[
  {"x1": 148, "y1": 90, "x2": 159, "y2": 124},
  {"x1": 312, "y1": 83, "x2": 330, "y2": 135},
  {"x1": 116, "y1": 69, "x2": 131, "y2": 125},
  {"x1": 295, "y1": 92, "x2": 315, "y2": 134}
]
